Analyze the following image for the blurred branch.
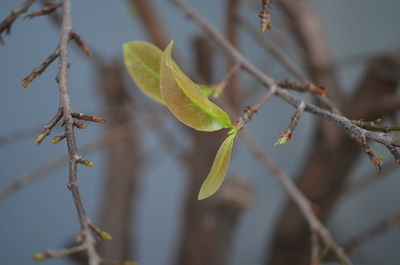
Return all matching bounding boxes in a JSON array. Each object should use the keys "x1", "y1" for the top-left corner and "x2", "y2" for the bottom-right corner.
[
  {"x1": 96, "y1": 61, "x2": 142, "y2": 260},
  {"x1": 277, "y1": 0, "x2": 342, "y2": 101},
  {"x1": 0, "y1": 0, "x2": 36, "y2": 44},
  {"x1": 225, "y1": 0, "x2": 241, "y2": 108},
  {"x1": 342, "y1": 160, "x2": 398, "y2": 197},
  {"x1": 243, "y1": 131, "x2": 353, "y2": 265},
  {"x1": 0, "y1": 125, "x2": 43, "y2": 146},
  {"x1": 170, "y1": 0, "x2": 400, "y2": 169},
  {"x1": 344, "y1": 213, "x2": 400, "y2": 253},
  {"x1": 235, "y1": 13, "x2": 305, "y2": 81},
  {"x1": 352, "y1": 120, "x2": 400, "y2": 133},
  {"x1": 130, "y1": 0, "x2": 169, "y2": 49},
  {"x1": 176, "y1": 33, "x2": 250, "y2": 265},
  {"x1": 25, "y1": 2, "x2": 62, "y2": 19}
]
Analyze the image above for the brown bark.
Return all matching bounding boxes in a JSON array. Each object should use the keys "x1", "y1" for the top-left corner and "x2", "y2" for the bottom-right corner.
[
  {"x1": 96, "y1": 60, "x2": 142, "y2": 260},
  {"x1": 268, "y1": 51, "x2": 400, "y2": 265},
  {"x1": 225, "y1": 0, "x2": 241, "y2": 109},
  {"x1": 175, "y1": 36, "x2": 252, "y2": 265},
  {"x1": 130, "y1": 0, "x2": 169, "y2": 49}
]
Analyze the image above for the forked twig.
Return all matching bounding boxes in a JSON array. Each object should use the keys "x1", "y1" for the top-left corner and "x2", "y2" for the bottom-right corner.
[
  {"x1": 170, "y1": 0, "x2": 400, "y2": 169},
  {"x1": 0, "y1": 0, "x2": 37, "y2": 44}
]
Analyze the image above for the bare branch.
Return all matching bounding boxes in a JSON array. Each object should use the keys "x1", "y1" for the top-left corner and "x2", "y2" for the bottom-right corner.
[
  {"x1": 277, "y1": 79, "x2": 327, "y2": 96},
  {"x1": 344, "y1": 213, "x2": 400, "y2": 253},
  {"x1": 0, "y1": 113, "x2": 163, "y2": 201},
  {"x1": 170, "y1": 0, "x2": 400, "y2": 166},
  {"x1": 275, "y1": 100, "x2": 305, "y2": 145},
  {"x1": 130, "y1": 0, "x2": 169, "y2": 49},
  {"x1": 32, "y1": 245, "x2": 87, "y2": 260},
  {"x1": 352, "y1": 119, "x2": 400, "y2": 133},
  {"x1": 34, "y1": 108, "x2": 63, "y2": 144},
  {"x1": 236, "y1": 13, "x2": 305, "y2": 81},
  {"x1": 242, "y1": 131, "x2": 354, "y2": 265},
  {"x1": 56, "y1": 1, "x2": 100, "y2": 264},
  {"x1": 25, "y1": 2, "x2": 62, "y2": 19},
  {"x1": 22, "y1": 47, "x2": 60, "y2": 88},
  {"x1": 70, "y1": 31, "x2": 93, "y2": 56},
  {"x1": 0, "y1": 0, "x2": 36, "y2": 44},
  {"x1": 236, "y1": 85, "x2": 277, "y2": 128},
  {"x1": 71, "y1": 112, "x2": 106, "y2": 123}
]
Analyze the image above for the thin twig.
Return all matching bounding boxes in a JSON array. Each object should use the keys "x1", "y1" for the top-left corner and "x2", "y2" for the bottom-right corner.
[
  {"x1": 0, "y1": 113, "x2": 163, "y2": 201},
  {"x1": 0, "y1": 124, "x2": 43, "y2": 146},
  {"x1": 25, "y1": 2, "x2": 62, "y2": 19},
  {"x1": 352, "y1": 120, "x2": 400, "y2": 133},
  {"x1": 0, "y1": 0, "x2": 37, "y2": 44},
  {"x1": 342, "y1": 160, "x2": 397, "y2": 197},
  {"x1": 236, "y1": 85, "x2": 277, "y2": 128},
  {"x1": 34, "y1": 108, "x2": 63, "y2": 144},
  {"x1": 170, "y1": 0, "x2": 400, "y2": 167},
  {"x1": 70, "y1": 31, "x2": 93, "y2": 56},
  {"x1": 71, "y1": 112, "x2": 106, "y2": 123},
  {"x1": 32, "y1": 244, "x2": 86, "y2": 260},
  {"x1": 275, "y1": 100, "x2": 305, "y2": 145},
  {"x1": 22, "y1": 47, "x2": 60, "y2": 88},
  {"x1": 235, "y1": 13, "x2": 305, "y2": 81},
  {"x1": 344, "y1": 213, "x2": 400, "y2": 253},
  {"x1": 242, "y1": 131, "x2": 354, "y2": 265},
  {"x1": 56, "y1": 0, "x2": 100, "y2": 264},
  {"x1": 277, "y1": 79, "x2": 327, "y2": 96},
  {"x1": 22, "y1": 32, "x2": 91, "y2": 88}
]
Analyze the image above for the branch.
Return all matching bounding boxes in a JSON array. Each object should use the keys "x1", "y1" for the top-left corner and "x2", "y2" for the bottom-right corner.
[
  {"x1": 21, "y1": 46, "x2": 60, "y2": 88},
  {"x1": 236, "y1": 85, "x2": 277, "y2": 128},
  {"x1": 22, "y1": 31, "x2": 92, "y2": 88},
  {"x1": 130, "y1": 0, "x2": 169, "y2": 49},
  {"x1": 236, "y1": 13, "x2": 305, "y2": 81},
  {"x1": 352, "y1": 119, "x2": 400, "y2": 133},
  {"x1": 0, "y1": 113, "x2": 164, "y2": 201},
  {"x1": 32, "y1": 245, "x2": 86, "y2": 260},
  {"x1": 25, "y1": 2, "x2": 62, "y2": 19},
  {"x1": 0, "y1": 0, "x2": 36, "y2": 44},
  {"x1": 344, "y1": 213, "x2": 400, "y2": 253},
  {"x1": 242, "y1": 131, "x2": 353, "y2": 265},
  {"x1": 274, "y1": 100, "x2": 305, "y2": 145},
  {"x1": 170, "y1": 0, "x2": 400, "y2": 167},
  {"x1": 34, "y1": 108, "x2": 63, "y2": 143},
  {"x1": 55, "y1": 0, "x2": 99, "y2": 264}
]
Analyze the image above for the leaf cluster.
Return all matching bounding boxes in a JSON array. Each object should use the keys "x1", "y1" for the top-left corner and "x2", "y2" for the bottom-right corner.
[{"x1": 123, "y1": 40, "x2": 238, "y2": 199}]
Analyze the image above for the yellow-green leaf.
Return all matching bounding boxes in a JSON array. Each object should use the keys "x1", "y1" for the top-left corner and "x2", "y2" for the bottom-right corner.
[
  {"x1": 160, "y1": 40, "x2": 233, "y2": 131},
  {"x1": 198, "y1": 131, "x2": 237, "y2": 200},
  {"x1": 123, "y1": 41, "x2": 164, "y2": 104}
]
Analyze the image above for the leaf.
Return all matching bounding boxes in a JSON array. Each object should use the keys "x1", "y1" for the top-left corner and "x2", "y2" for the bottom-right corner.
[
  {"x1": 123, "y1": 41, "x2": 164, "y2": 104},
  {"x1": 123, "y1": 41, "x2": 215, "y2": 103},
  {"x1": 160, "y1": 40, "x2": 234, "y2": 131},
  {"x1": 198, "y1": 130, "x2": 237, "y2": 200}
]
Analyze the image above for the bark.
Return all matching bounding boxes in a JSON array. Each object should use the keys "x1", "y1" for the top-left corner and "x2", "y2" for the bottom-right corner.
[
  {"x1": 175, "y1": 36, "x2": 252, "y2": 265},
  {"x1": 96, "y1": 60, "x2": 142, "y2": 260},
  {"x1": 268, "y1": 51, "x2": 400, "y2": 265}
]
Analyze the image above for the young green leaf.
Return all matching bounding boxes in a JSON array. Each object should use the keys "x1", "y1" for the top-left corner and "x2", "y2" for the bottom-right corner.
[
  {"x1": 123, "y1": 41, "x2": 217, "y2": 103},
  {"x1": 198, "y1": 130, "x2": 238, "y2": 200},
  {"x1": 123, "y1": 41, "x2": 164, "y2": 104},
  {"x1": 160, "y1": 40, "x2": 234, "y2": 131}
]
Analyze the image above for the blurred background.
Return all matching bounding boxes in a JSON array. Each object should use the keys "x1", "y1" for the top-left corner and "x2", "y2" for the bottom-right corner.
[{"x1": 0, "y1": 0, "x2": 399, "y2": 265}]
